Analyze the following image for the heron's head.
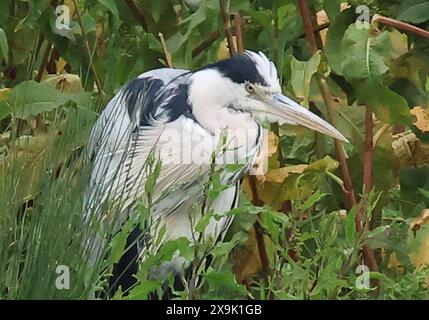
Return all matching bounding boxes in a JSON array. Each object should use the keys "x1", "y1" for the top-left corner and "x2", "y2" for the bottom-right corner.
[{"x1": 188, "y1": 51, "x2": 347, "y2": 142}]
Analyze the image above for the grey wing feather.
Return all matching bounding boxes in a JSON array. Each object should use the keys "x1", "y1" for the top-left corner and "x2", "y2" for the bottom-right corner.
[{"x1": 84, "y1": 68, "x2": 242, "y2": 268}]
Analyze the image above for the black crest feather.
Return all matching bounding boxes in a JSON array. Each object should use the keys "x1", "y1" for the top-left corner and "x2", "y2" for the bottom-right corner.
[{"x1": 203, "y1": 53, "x2": 268, "y2": 86}]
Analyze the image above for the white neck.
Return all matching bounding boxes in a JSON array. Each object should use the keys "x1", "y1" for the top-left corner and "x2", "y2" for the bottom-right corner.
[{"x1": 187, "y1": 69, "x2": 261, "y2": 166}]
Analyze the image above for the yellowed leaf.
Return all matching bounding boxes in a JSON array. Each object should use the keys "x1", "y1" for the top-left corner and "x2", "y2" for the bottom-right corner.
[
  {"x1": 64, "y1": 0, "x2": 76, "y2": 16},
  {"x1": 267, "y1": 131, "x2": 278, "y2": 158},
  {"x1": 410, "y1": 106, "x2": 429, "y2": 132},
  {"x1": 217, "y1": 37, "x2": 238, "y2": 61},
  {"x1": 411, "y1": 209, "x2": 429, "y2": 235},
  {"x1": 233, "y1": 229, "x2": 262, "y2": 283},
  {"x1": 387, "y1": 251, "x2": 404, "y2": 273},
  {"x1": 42, "y1": 74, "x2": 83, "y2": 94},
  {"x1": 0, "y1": 88, "x2": 11, "y2": 101},
  {"x1": 305, "y1": 155, "x2": 339, "y2": 172},
  {"x1": 411, "y1": 235, "x2": 429, "y2": 270},
  {"x1": 390, "y1": 29, "x2": 409, "y2": 59},
  {"x1": 56, "y1": 58, "x2": 68, "y2": 74},
  {"x1": 264, "y1": 165, "x2": 307, "y2": 183}
]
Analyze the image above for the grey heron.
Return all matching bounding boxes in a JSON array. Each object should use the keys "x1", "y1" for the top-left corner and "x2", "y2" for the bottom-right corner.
[{"x1": 85, "y1": 51, "x2": 347, "y2": 294}]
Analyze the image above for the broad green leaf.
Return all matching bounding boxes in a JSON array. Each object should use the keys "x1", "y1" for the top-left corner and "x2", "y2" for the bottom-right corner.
[
  {"x1": 340, "y1": 26, "x2": 413, "y2": 124},
  {"x1": 290, "y1": 52, "x2": 321, "y2": 106},
  {"x1": 341, "y1": 25, "x2": 391, "y2": 83},
  {"x1": 326, "y1": 8, "x2": 355, "y2": 75},
  {"x1": 323, "y1": 0, "x2": 343, "y2": 21},
  {"x1": 98, "y1": 0, "x2": 119, "y2": 18},
  {"x1": 1, "y1": 80, "x2": 91, "y2": 119},
  {"x1": 127, "y1": 280, "x2": 162, "y2": 300},
  {"x1": 398, "y1": 2, "x2": 429, "y2": 23},
  {"x1": 0, "y1": 28, "x2": 8, "y2": 64},
  {"x1": 355, "y1": 82, "x2": 412, "y2": 125},
  {"x1": 246, "y1": 9, "x2": 272, "y2": 28}
]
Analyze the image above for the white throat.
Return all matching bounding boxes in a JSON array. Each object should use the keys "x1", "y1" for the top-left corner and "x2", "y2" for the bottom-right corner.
[
  {"x1": 188, "y1": 69, "x2": 258, "y2": 133},
  {"x1": 187, "y1": 69, "x2": 261, "y2": 165}
]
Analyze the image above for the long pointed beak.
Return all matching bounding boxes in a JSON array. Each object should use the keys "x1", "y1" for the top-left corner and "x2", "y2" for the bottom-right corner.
[{"x1": 268, "y1": 94, "x2": 348, "y2": 142}]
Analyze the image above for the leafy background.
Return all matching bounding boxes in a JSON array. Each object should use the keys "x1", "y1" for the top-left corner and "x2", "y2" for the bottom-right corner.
[{"x1": 1, "y1": 0, "x2": 429, "y2": 299}]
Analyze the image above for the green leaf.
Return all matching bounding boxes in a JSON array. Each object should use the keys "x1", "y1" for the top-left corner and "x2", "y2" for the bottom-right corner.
[
  {"x1": 398, "y1": 2, "x2": 429, "y2": 23},
  {"x1": 246, "y1": 9, "x2": 272, "y2": 28},
  {"x1": 166, "y1": 32, "x2": 187, "y2": 54},
  {"x1": 0, "y1": 28, "x2": 8, "y2": 64},
  {"x1": 196, "y1": 212, "x2": 212, "y2": 233},
  {"x1": 1, "y1": 80, "x2": 91, "y2": 119},
  {"x1": 299, "y1": 190, "x2": 326, "y2": 212},
  {"x1": 267, "y1": 211, "x2": 290, "y2": 226},
  {"x1": 211, "y1": 234, "x2": 240, "y2": 258},
  {"x1": 127, "y1": 280, "x2": 162, "y2": 299},
  {"x1": 340, "y1": 26, "x2": 413, "y2": 125},
  {"x1": 180, "y1": 4, "x2": 207, "y2": 37},
  {"x1": 326, "y1": 8, "x2": 356, "y2": 75},
  {"x1": 355, "y1": 82, "x2": 412, "y2": 125},
  {"x1": 205, "y1": 270, "x2": 247, "y2": 297},
  {"x1": 98, "y1": 0, "x2": 119, "y2": 18},
  {"x1": 108, "y1": 220, "x2": 136, "y2": 265},
  {"x1": 323, "y1": 0, "x2": 343, "y2": 21},
  {"x1": 341, "y1": 26, "x2": 391, "y2": 83},
  {"x1": 290, "y1": 52, "x2": 321, "y2": 106}
]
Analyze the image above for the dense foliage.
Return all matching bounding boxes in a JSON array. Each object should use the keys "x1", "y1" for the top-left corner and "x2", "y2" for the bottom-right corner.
[{"x1": 1, "y1": 0, "x2": 429, "y2": 299}]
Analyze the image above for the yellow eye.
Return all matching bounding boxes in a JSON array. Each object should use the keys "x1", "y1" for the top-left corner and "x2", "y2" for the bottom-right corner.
[{"x1": 245, "y1": 84, "x2": 255, "y2": 93}]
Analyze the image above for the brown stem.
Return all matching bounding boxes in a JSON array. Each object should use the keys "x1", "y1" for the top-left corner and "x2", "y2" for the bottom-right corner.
[
  {"x1": 363, "y1": 107, "x2": 373, "y2": 195},
  {"x1": 192, "y1": 30, "x2": 221, "y2": 58},
  {"x1": 124, "y1": 0, "x2": 149, "y2": 33},
  {"x1": 249, "y1": 175, "x2": 264, "y2": 207},
  {"x1": 373, "y1": 14, "x2": 429, "y2": 39},
  {"x1": 233, "y1": 12, "x2": 244, "y2": 53},
  {"x1": 318, "y1": 78, "x2": 357, "y2": 209},
  {"x1": 158, "y1": 32, "x2": 174, "y2": 68},
  {"x1": 297, "y1": 0, "x2": 318, "y2": 53},
  {"x1": 219, "y1": 0, "x2": 236, "y2": 56},
  {"x1": 249, "y1": 176, "x2": 269, "y2": 280},
  {"x1": 297, "y1": 0, "x2": 356, "y2": 208},
  {"x1": 254, "y1": 220, "x2": 270, "y2": 280},
  {"x1": 35, "y1": 42, "x2": 51, "y2": 82},
  {"x1": 298, "y1": 22, "x2": 330, "y2": 40},
  {"x1": 361, "y1": 108, "x2": 379, "y2": 292},
  {"x1": 297, "y1": 0, "x2": 356, "y2": 207},
  {"x1": 297, "y1": 0, "x2": 379, "y2": 282},
  {"x1": 72, "y1": 0, "x2": 105, "y2": 97}
]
